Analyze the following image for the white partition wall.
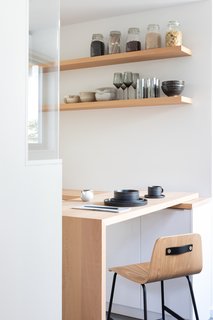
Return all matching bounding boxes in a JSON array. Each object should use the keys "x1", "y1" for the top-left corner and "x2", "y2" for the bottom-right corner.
[{"x1": 0, "y1": 1, "x2": 62, "y2": 320}]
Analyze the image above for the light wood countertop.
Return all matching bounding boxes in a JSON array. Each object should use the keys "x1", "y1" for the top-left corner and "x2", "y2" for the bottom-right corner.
[
  {"x1": 62, "y1": 190, "x2": 201, "y2": 226},
  {"x1": 62, "y1": 189, "x2": 208, "y2": 320}
]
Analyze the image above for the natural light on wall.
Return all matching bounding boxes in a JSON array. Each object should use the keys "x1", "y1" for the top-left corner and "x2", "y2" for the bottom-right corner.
[
  {"x1": 28, "y1": 0, "x2": 60, "y2": 160},
  {"x1": 28, "y1": 64, "x2": 42, "y2": 144}
]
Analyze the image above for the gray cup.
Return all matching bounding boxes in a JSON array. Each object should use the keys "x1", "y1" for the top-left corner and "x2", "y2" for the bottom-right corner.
[
  {"x1": 146, "y1": 78, "x2": 160, "y2": 98},
  {"x1": 148, "y1": 185, "x2": 164, "y2": 197},
  {"x1": 136, "y1": 78, "x2": 146, "y2": 98}
]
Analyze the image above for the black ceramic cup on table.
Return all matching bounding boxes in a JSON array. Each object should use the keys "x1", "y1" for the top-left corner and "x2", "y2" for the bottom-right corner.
[{"x1": 145, "y1": 186, "x2": 165, "y2": 198}]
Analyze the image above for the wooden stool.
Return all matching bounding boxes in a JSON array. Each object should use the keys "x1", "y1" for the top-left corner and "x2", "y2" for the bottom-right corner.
[{"x1": 107, "y1": 233, "x2": 202, "y2": 320}]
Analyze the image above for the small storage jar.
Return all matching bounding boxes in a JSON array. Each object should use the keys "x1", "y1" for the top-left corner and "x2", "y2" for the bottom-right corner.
[
  {"x1": 126, "y1": 27, "x2": 141, "y2": 52},
  {"x1": 90, "y1": 33, "x2": 105, "y2": 57},
  {"x1": 145, "y1": 24, "x2": 161, "y2": 49},
  {"x1": 165, "y1": 20, "x2": 182, "y2": 47},
  {"x1": 109, "y1": 31, "x2": 121, "y2": 54}
]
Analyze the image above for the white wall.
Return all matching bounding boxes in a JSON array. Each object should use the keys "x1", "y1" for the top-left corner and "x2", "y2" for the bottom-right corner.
[
  {"x1": 60, "y1": 0, "x2": 212, "y2": 318},
  {"x1": 0, "y1": 1, "x2": 62, "y2": 320},
  {"x1": 60, "y1": 0, "x2": 212, "y2": 197}
]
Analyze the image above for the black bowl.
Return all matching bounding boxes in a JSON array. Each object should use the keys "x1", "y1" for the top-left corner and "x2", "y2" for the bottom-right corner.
[
  {"x1": 161, "y1": 84, "x2": 184, "y2": 96},
  {"x1": 161, "y1": 81, "x2": 184, "y2": 96},
  {"x1": 162, "y1": 80, "x2": 185, "y2": 86},
  {"x1": 114, "y1": 189, "x2": 140, "y2": 202},
  {"x1": 162, "y1": 84, "x2": 184, "y2": 87}
]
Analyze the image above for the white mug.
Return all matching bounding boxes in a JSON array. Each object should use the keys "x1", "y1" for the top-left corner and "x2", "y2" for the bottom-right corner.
[{"x1": 80, "y1": 189, "x2": 94, "y2": 202}]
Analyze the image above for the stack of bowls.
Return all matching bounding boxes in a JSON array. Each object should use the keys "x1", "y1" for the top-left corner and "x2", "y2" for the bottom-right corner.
[
  {"x1": 95, "y1": 87, "x2": 116, "y2": 101},
  {"x1": 161, "y1": 80, "x2": 185, "y2": 96},
  {"x1": 79, "y1": 91, "x2": 96, "y2": 102}
]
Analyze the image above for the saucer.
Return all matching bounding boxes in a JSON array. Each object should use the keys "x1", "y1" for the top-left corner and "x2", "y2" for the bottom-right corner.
[
  {"x1": 144, "y1": 194, "x2": 165, "y2": 199},
  {"x1": 104, "y1": 197, "x2": 148, "y2": 207}
]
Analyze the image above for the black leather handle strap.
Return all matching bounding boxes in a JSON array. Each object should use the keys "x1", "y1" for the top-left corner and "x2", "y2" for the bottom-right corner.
[{"x1": 166, "y1": 244, "x2": 193, "y2": 255}]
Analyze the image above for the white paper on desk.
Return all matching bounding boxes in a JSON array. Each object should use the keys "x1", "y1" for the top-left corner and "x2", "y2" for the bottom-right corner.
[{"x1": 72, "y1": 204, "x2": 131, "y2": 213}]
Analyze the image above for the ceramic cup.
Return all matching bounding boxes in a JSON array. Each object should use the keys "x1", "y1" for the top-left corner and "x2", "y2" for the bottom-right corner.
[
  {"x1": 148, "y1": 186, "x2": 164, "y2": 197},
  {"x1": 80, "y1": 189, "x2": 94, "y2": 202}
]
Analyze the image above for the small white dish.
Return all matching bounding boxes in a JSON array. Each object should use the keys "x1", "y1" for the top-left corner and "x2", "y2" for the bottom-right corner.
[{"x1": 64, "y1": 95, "x2": 80, "y2": 103}]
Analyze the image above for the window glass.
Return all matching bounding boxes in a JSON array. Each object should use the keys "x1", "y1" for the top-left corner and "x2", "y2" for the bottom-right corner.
[{"x1": 28, "y1": 0, "x2": 60, "y2": 160}]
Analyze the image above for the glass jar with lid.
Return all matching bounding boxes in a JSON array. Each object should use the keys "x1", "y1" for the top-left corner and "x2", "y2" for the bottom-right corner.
[
  {"x1": 109, "y1": 31, "x2": 121, "y2": 54},
  {"x1": 165, "y1": 20, "x2": 182, "y2": 47},
  {"x1": 90, "y1": 33, "x2": 105, "y2": 57},
  {"x1": 145, "y1": 24, "x2": 161, "y2": 49},
  {"x1": 126, "y1": 27, "x2": 141, "y2": 52}
]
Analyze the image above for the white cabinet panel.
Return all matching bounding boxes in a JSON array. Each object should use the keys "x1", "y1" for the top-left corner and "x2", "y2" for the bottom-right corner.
[{"x1": 106, "y1": 218, "x2": 141, "y2": 308}]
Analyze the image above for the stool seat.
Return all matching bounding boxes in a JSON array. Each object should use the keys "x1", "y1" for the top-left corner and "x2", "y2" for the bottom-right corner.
[
  {"x1": 107, "y1": 233, "x2": 202, "y2": 320},
  {"x1": 110, "y1": 262, "x2": 150, "y2": 284}
]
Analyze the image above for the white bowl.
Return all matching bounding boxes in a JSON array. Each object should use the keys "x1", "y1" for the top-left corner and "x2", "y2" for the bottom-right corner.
[
  {"x1": 64, "y1": 95, "x2": 80, "y2": 103},
  {"x1": 95, "y1": 87, "x2": 116, "y2": 101},
  {"x1": 79, "y1": 92, "x2": 96, "y2": 102}
]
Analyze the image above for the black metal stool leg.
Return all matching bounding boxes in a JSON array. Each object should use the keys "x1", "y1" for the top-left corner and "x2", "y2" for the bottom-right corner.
[
  {"x1": 161, "y1": 280, "x2": 166, "y2": 320},
  {"x1": 107, "y1": 273, "x2": 117, "y2": 320},
  {"x1": 186, "y1": 276, "x2": 200, "y2": 320},
  {"x1": 161, "y1": 279, "x2": 185, "y2": 320},
  {"x1": 141, "y1": 284, "x2": 148, "y2": 320}
]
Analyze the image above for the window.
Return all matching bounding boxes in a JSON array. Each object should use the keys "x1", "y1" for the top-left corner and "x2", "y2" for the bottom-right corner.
[
  {"x1": 28, "y1": 64, "x2": 42, "y2": 144},
  {"x1": 28, "y1": 0, "x2": 60, "y2": 161}
]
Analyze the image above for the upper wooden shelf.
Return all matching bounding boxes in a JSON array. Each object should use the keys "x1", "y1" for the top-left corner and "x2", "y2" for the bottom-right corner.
[
  {"x1": 59, "y1": 46, "x2": 191, "y2": 71},
  {"x1": 59, "y1": 96, "x2": 192, "y2": 112}
]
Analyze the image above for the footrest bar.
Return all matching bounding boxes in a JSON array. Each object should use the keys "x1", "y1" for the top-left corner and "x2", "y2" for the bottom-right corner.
[{"x1": 164, "y1": 305, "x2": 185, "y2": 320}]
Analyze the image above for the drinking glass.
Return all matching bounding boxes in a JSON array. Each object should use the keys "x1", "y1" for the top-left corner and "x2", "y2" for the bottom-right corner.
[
  {"x1": 113, "y1": 73, "x2": 123, "y2": 100},
  {"x1": 123, "y1": 72, "x2": 133, "y2": 99},
  {"x1": 121, "y1": 83, "x2": 126, "y2": 100},
  {"x1": 132, "y1": 73, "x2": 140, "y2": 98}
]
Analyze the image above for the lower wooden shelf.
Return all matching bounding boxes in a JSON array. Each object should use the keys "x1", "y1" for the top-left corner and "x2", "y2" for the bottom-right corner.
[{"x1": 59, "y1": 96, "x2": 192, "y2": 111}]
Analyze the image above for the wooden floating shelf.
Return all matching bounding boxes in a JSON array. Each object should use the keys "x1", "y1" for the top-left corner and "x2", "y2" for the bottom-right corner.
[
  {"x1": 59, "y1": 96, "x2": 192, "y2": 112},
  {"x1": 43, "y1": 46, "x2": 192, "y2": 72},
  {"x1": 59, "y1": 46, "x2": 191, "y2": 71}
]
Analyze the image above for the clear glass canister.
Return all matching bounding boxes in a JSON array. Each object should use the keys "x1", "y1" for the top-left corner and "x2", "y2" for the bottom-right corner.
[
  {"x1": 165, "y1": 20, "x2": 182, "y2": 47},
  {"x1": 109, "y1": 31, "x2": 121, "y2": 54},
  {"x1": 90, "y1": 33, "x2": 105, "y2": 57},
  {"x1": 126, "y1": 27, "x2": 141, "y2": 52},
  {"x1": 145, "y1": 24, "x2": 161, "y2": 49}
]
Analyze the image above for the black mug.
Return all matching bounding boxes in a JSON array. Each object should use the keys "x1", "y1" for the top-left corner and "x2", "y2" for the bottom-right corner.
[{"x1": 148, "y1": 186, "x2": 164, "y2": 197}]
